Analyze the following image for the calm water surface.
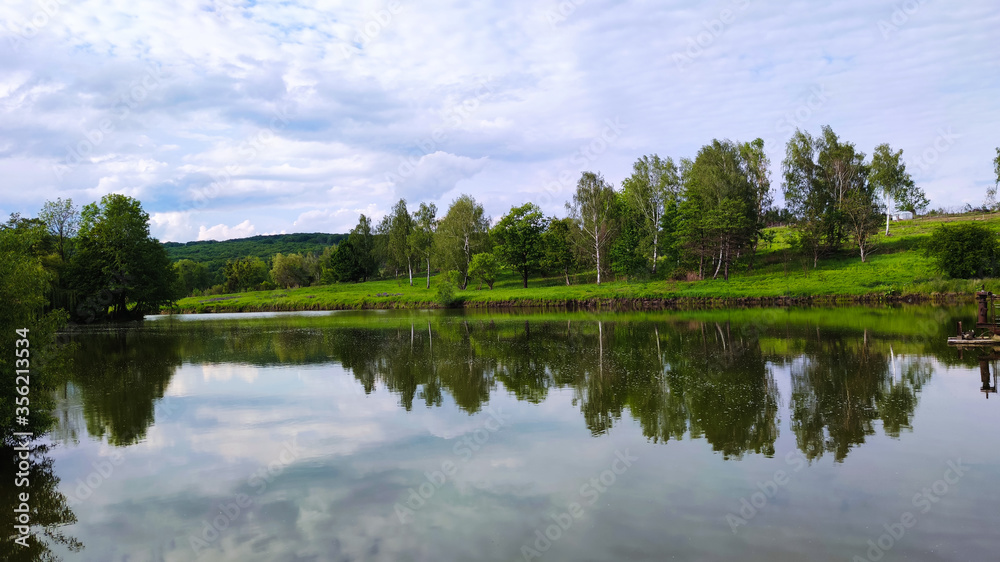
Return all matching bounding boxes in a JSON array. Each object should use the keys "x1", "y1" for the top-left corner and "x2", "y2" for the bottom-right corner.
[{"x1": 12, "y1": 307, "x2": 1000, "y2": 561}]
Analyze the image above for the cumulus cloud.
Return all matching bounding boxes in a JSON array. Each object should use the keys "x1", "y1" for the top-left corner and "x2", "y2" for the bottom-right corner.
[
  {"x1": 197, "y1": 219, "x2": 256, "y2": 241},
  {"x1": 1, "y1": 0, "x2": 998, "y2": 239}
]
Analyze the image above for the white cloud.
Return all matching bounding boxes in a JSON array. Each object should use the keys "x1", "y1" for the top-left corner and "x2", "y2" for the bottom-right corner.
[
  {"x1": 197, "y1": 219, "x2": 256, "y2": 241},
  {"x1": 0, "y1": 0, "x2": 998, "y2": 239}
]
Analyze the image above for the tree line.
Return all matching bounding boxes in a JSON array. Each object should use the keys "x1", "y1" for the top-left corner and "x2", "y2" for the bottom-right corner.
[{"x1": 243, "y1": 125, "x2": 927, "y2": 293}]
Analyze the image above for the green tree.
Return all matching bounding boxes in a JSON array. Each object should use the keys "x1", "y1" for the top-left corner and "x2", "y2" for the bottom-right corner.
[
  {"x1": 409, "y1": 202, "x2": 437, "y2": 289},
  {"x1": 492, "y1": 203, "x2": 546, "y2": 288},
  {"x1": 621, "y1": 155, "x2": 680, "y2": 273},
  {"x1": 223, "y1": 256, "x2": 269, "y2": 292},
  {"x1": 738, "y1": 138, "x2": 773, "y2": 271},
  {"x1": 388, "y1": 199, "x2": 417, "y2": 285},
  {"x1": 567, "y1": 171, "x2": 617, "y2": 285},
  {"x1": 349, "y1": 214, "x2": 378, "y2": 282},
  {"x1": 610, "y1": 193, "x2": 646, "y2": 279},
  {"x1": 783, "y1": 129, "x2": 838, "y2": 267},
  {"x1": 70, "y1": 194, "x2": 176, "y2": 321},
  {"x1": 0, "y1": 216, "x2": 72, "y2": 445},
  {"x1": 925, "y1": 222, "x2": 1000, "y2": 278},
  {"x1": 870, "y1": 143, "x2": 922, "y2": 235},
  {"x1": 542, "y1": 217, "x2": 578, "y2": 285},
  {"x1": 172, "y1": 259, "x2": 211, "y2": 296},
  {"x1": 434, "y1": 195, "x2": 489, "y2": 290},
  {"x1": 38, "y1": 198, "x2": 79, "y2": 261},
  {"x1": 468, "y1": 252, "x2": 499, "y2": 289},
  {"x1": 270, "y1": 253, "x2": 311, "y2": 288},
  {"x1": 678, "y1": 140, "x2": 755, "y2": 280},
  {"x1": 327, "y1": 240, "x2": 362, "y2": 282}
]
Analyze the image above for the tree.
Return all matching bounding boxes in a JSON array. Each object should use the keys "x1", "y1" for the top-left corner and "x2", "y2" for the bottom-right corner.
[
  {"x1": 468, "y1": 252, "x2": 499, "y2": 289},
  {"x1": 38, "y1": 198, "x2": 79, "y2": 261},
  {"x1": 621, "y1": 155, "x2": 680, "y2": 273},
  {"x1": 349, "y1": 214, "x2": 378, "y2": 282},
  {"x1": 326, "y1": 240, "x2": 362, "y2": 282},
  {"x1": 388, "y1": 199, "x2": 416, "y2": 285},
  {"x1": 925, "y1": 222, "x2": 1000, "y2": 278},
  {"x1": 434, "y1": 195, "x2": 489, "y2": 290},
  {"x1": 738, "y1": 138, "x2": 773, "y2": 270},
  {"x1": 70, "y1": 194, "x2": 176, "y2": 321},
  {"x1": 223, "y1": 256, "x2": 269, "y2": 292},
  {"x1": 870, "y1": 144, "x2": 922, "y2": 235},
  {"x1": 678, "y1": 140, "x2": 756, "y2": 280},
  {"x1": 173, "y1": 259, "x2": 211, "y2": 296},
  {"x1": 841, "y1": 175, "x2": 882, "y2": 263},
  {"x1": 409, "y1": 203, "x2": 437, "y2": 289},
  {"x1": 542, "y1": 217, "x2": 578, "y2": 285},
  {"x1": 567, "y1": 172, "x2": 617, "y2": 285},
  {"x1": 270, "y1": 253, "x2": 311, "y2": 288},
  {"x1": 610, "y1": 193, "x2": 646, "y2": 279},
  {"x1": 491, "y1": 203, "x2": 546, "y2": 288},
  {"x1": 783, "y1": 129, "x2": 837, "y2": 267}
]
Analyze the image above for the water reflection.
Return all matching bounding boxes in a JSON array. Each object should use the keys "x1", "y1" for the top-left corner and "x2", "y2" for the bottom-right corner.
[
  {"x1": 0, "y1": 444, "x2": 81, "y2": 562},
  {"x1": 57, "y1": 308, "x2": 975, "y2": 463}
]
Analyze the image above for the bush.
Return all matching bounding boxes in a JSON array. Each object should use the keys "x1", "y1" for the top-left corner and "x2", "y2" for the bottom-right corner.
[
  {"x1": 436, "y1": 279, "x2": 457, "y2": 307},
  {"x1": 925, "y1": 222, "x2": 1000, "y2": 278}
]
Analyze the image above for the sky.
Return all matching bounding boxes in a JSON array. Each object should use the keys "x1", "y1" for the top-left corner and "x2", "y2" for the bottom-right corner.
[{"x1": 1, "y1": 0, "x2": 998, "y2": 242}]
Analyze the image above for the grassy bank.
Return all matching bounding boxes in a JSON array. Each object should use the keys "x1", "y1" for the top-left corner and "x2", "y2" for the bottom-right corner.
[{"x1": 169, "y1": 214, "x2": 1000, "y2": 313}]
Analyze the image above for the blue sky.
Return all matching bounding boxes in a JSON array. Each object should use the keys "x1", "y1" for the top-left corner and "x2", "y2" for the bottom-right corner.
[{"x1": 2, "y1": 0, "x2": 998, "y2": 241}]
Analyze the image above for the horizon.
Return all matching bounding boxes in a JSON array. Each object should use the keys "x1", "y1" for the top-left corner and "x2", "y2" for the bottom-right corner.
[{"x1": 2, "y1": 0, "x2": 998, "y2": 242}]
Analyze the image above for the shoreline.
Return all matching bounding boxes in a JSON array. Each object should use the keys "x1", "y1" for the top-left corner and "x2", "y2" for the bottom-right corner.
[{"x1": 165, "y1": 292, "x2": 973, "y2": 315}]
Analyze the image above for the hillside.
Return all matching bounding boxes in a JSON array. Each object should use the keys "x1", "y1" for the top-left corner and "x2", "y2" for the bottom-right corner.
[{"x1": 163, "y1": 232, "x2": 346, "y2": 273}]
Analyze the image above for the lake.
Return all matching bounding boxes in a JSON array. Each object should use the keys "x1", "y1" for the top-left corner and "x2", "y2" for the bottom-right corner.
[{"x1": 11, "y1": 306, "x2": 1000, "y2": 561}]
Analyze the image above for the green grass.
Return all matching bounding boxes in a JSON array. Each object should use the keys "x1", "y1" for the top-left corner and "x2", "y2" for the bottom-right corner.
[{"x1": 170, "y1": 213, "x2": 1000, "y2": 313}]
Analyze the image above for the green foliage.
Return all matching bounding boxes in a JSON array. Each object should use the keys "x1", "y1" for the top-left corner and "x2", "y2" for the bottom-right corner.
[
  {"x1": 621, "y1": 154, "x2": 680, "y2": 273},
  {"x1": 678, "y1": 139, "x2": 757, "y2": 280},
  {"x1": 568, "y1": 171, "x2": 617, "y2": 284},
  {"x1": 38, "y1": 197, "x2": 79, "y2": 260},
  {"x1": 409, "y1": 202, "x2": 438, "y2": 289},
  {"x1": 434, "y1": 195, "x2": 489, "y2": 289},
  {"x1": 349, "y1": 214, "x2": 378, "y2": 282},
  {"x1": 870, "y1": 143, "x2": 924, "y2": 228},
  {"x1": 542, "y1": 217, "x2": 578, "y2": 285},
  {"x1": 0, "y1": 218, "x2": 72, "y2": 445},
  {"x1": 223, "y1": 256, "x2": 270, "y2": 292},
  {"x1": 492, "y1": 202, "x2": 546, "y2": 288},
  {"x1": 173, "y1": 259, "x2": 211, "y2": 296},
  {"x1": 387, "y1": 199, "x2": 416, "y2": 283},
  {"x1": 270, "y1": 252, "x2": 316, "y2": 288},
  {"x1": 163, "y1": 232, "x2": 342, "y2": 283},
  {"x1": 924, "y1": 222, "x2": 1000, "y2": 278},
  {"x1": 436, "y1": 273, "x2": 458, "y2": 307},
  {"x1": 71, "y1": 194, "x2": 176, "y2": 321},
  {"x1": 468, "y1": 252, "x2": 499, "y2": 289},
  {"x1": 610, "y1": 194, "x2": 646, "y2": 279}
]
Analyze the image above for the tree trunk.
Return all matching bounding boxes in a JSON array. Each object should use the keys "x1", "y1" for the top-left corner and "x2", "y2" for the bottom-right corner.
[
  {"x1": 407, "y1": 256, "x2": 413, "y2": 286},
  {"x1": 595, "y1": 237, "x2": 601, "y2": 285},
  {"x1": 712, "y1": 245, "x2": 723, "y2": 280},
  {"x1": 564, "y1": 266, "x2": 570, "y2": 286},
  {"x1": 651, "y1": 231, "x2": 658, "y2": 274},
  {"x1": 522, "y1": 269, "x2": 528, "y2": 288},
  {"x1": 426, "y1": 257, "x2": 431, "y2": 289}
]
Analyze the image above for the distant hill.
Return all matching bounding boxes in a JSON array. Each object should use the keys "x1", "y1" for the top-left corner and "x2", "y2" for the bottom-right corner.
[{"x1": 163, "y1": 232, "x2": 347, "y2": 274}]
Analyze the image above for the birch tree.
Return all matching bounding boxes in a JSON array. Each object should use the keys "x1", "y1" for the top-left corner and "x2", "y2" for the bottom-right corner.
[{"x1": 567, "y1": 171, "x2": 617, "y2": 285}]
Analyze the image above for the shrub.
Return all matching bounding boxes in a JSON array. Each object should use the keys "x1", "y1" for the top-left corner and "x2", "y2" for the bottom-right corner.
[
  {"x1": 436, "y1": 279, "x2": 457, "y2": 307},
  {"x1": 924, "y1": 222, "x2": 1000, "y2": 278}
]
